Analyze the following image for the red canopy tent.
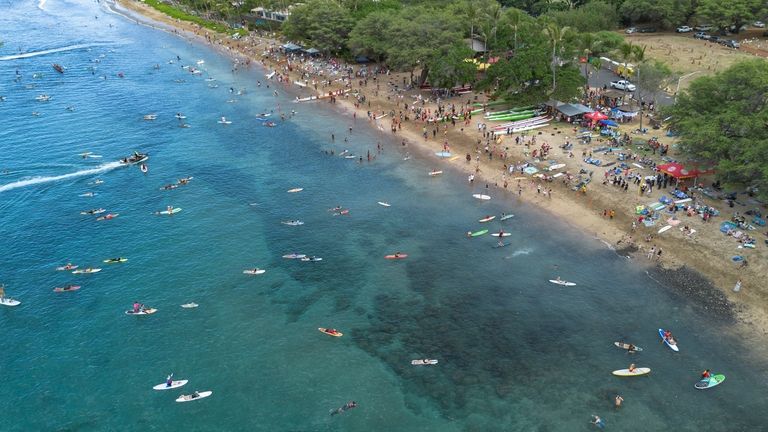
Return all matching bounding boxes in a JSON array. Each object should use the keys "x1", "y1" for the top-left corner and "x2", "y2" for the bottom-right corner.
[
  {"x1": 656, "y1": 162, "x2": 709, "y2": 179},
  {"x1": 584, "y1": 111, "x2": 608, "y2": 121}
]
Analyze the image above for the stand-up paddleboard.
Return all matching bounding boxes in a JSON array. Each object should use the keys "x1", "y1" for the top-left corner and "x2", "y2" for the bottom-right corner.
[
  {"x1": 385, "y1": 253, "x2": 408, "y2": 260},
  {"x1": 491, "y1": 232, "x2": 511, "y2": 237},
  {"x1": 378, "y1": 202, "x2": 391, "y2": 207},
  {"x1": 695, "y1": 374, "x2": 725, "y2": 389},
  {"x1": 659, "y1": 328, "x2": 679, "y2": 352},
  {"x1": 282, "y1": 254, "x2": 306, "y2": 259},
  {"x1": 181, "y1": 303, "x2": 198, "y2": 308},
  {"x1": 614, "y1": 342, "x2": 643, "y2": 352},
  {"x1": 287, "y1": 188, "x2": 303, "y2": 193},
  {"x1": 499, "y1": 214, "x2": 514, "y2": 221},
  {"x1": 266, "y1": 71, "x2": 276, "y2": 79},
  {"x1": 470, "y1": 229, "x2": 489, "y2": 237},
  {"x1": 658, "y1": 225, "x2": 672, "y2": 234},
  {"x1": 176, "y1": 391, "x2": 212, "y2": 402},
  {"x1": 281, "y1": 220, "x2": 304, "y2": 226},
  {"x1": 612, "y1": 367, "x2": 651, "y2": 377},
  {"x1": 300, "y1": 256, "x2": 323, "y2": 262},
  {"x1": 53, "y1": 285, "x2": 81, "y2": 293},
  {"x1": 80, "y1": 208, "x2": 106, "y2": 215},
  {"x1": 472, "y1": 194, "x2": 491, "y2": 200},
  {"x1": 96, "y1": 213, "x2": 119, "y2": 221},
  {"x1": 549, "y1": 279, "x2": 576, "y2": 286},
  {"x1": 428, "y1": 170, "x2": 443, "y2": 176},
  {"x1": 103, "y1": 258, "x2": 127, "y2": 264},
  {"x1": 156, "y1": 208, "x2": 182, "y2": 215},
  {"x1": 0, "y1": 297, "x2": 21, "y2": 306},
  {"x1": 153, "y1": 380, "x2": 188, "y2": 390},
  {"x1": 318, "y1": 327, "x2": 343, "y2": 337},
  {"x1": 125, "y1": 308, "x2": 157, "y2": 315},
  {"x1": 56, "y1": 265, "x2": 78, "y2": 271},
  {"x1": 435, "y1": 151, "x2": 452, "y2": 158},
  {"x1": 243, "y1": 269, "x2": 266, "y2": 275},
  {"x1": 72, "y1": 268, "x2": 101, "y2": 274},
  {"x1": 411, "y1": 359, "x2": 438, "y2": 365},
  {"x1": 479, "y1": 216, "x2": 496, "y2": 223}
]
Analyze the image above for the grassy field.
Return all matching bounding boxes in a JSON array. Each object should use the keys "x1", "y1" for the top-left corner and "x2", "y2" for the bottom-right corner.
[{"x1": 142, "y1": 0, "x2": 246, "y2": 36}]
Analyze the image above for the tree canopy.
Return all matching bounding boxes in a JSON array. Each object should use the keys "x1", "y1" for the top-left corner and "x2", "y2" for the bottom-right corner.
[
  {"x1": 281, "y1": 0, "x2": 354, "y2": 54},
  {"x1": 664, "y1": 60, "x2": 768, "y2": 199}
]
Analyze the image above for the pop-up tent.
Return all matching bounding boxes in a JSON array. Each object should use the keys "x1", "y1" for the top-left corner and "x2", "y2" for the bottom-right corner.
[
  {"x1": 656, "y1": 162, "x2": 715, "y2": 179},
  {"x1": 584, "y1": 111, "x2": 608, "y2": 122}
]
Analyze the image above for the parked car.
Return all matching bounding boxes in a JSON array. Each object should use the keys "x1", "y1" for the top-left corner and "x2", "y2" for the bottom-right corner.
[
  {"x1": 755, "y1": 21, "x2": 765, "y2": 28},
  {"x1": 721, "y1": 39, "x2": 740, "y2": 48},
  {"x1": 693, "y1": 32, "x2": 710, "y2": 40},
  {"x1": 625, "y1": 27, "x2": 637, "y2": 34},
  {"x1": 694, "y1": 24, "x2": 713, "y2": 31},
  {"x1": 708, "y1": 36, "x2": 721, "y2": 43},
  {"x1": 638, "y1": 27, "x2": 657, "y2": 33},
  {"x1": 610, "y1": 80, "x2": 636, "y2": 92},
  {"x1": 676, "y1": 26, "x2": 693, "y2": 33}
]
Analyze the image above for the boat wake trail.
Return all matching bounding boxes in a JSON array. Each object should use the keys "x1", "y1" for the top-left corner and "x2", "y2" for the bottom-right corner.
[
  {"x1": 0, "y1": 43, "x2": 109, "y2": 61},
  {"x1": 0, "y1": 162, "x2": 123, "y2": 193}
]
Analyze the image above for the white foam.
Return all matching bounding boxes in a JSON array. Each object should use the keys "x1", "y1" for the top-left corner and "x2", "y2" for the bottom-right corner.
[
  {"x1": 38, "y1": 0, "x2": 47, "y2": 10},
  {"x1": 0, "y1": 161, "x2": 123, "y2": 193},
  {"x1": 0, "y1": 43, "x2": 108, "y2": 61}
]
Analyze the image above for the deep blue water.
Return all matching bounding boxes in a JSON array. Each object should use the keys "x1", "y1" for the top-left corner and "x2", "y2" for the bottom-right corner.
[{"x1": 1, "y1": 1, "x2": 767, "y2": 431}]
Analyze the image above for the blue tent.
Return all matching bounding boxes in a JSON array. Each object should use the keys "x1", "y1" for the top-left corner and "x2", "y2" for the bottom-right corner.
[{"x1": 599, "y1": 119, "x2": 619, "y2": 127}]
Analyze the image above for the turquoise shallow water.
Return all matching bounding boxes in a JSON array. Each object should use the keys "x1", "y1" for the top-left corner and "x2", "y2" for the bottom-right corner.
[{"x1": 2, "y1": 1, "x2": 768, "y2": 431}]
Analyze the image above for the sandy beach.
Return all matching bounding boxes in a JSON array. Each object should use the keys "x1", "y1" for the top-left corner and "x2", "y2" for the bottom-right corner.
[{"x1": 114, "y1": 0, "x2": 767, "y2": 343}]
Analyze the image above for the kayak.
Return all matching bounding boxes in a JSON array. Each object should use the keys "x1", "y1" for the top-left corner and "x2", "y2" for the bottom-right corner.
[
  {"x1": 96, "y1": 213, "x2": 119, "y2": 221},
  {"x1": 491, "y1": 232, "x2": 511, "y2": 237},
  {"x1": 282, "y1": 254, "x2": 306, "y2": 259},
  {"x1": 470, "y1": 229, "x2": 489, "y2": 237},
  {"x1": 411, "y1": 359, "x2": 438, "y2": 365},
  {"x1": 612, "y1": 367, "x2": 651, "y2": 377},
  {"x1": 318, "y1": 327, "x2": 343, "y2": 337},
  {"x1": 499, "y1": 214, "x2": 514, "y2": 221},
  {"x1": 243, "y1": 269, "x2": 266, "y2": 275},
  {"x1": 157, "y1": 208, "x2": 182, "y2": 215},
  {"x1": 378, "y1": 202, "x2": 391, "y2": 207},
  {"x1": 56, "y1": 265, "x2": 78, "y2": 271},
  {"x1": 472, "y1": 194, "x2": 491, "y2": 200},
  {"x1": 153, "y1": 380, "x2": 188, "y2": 390},
  {"x1": 385, "y1": 254, "x2": 408, "y2": 259},
  {"x1": 72, "y1": 268, "x2": 101, "y2": 274},
  {"x1": 287, "y1": 188, "x2": 303, "y2": 193},
  {"x1": 479, "y1": 216, "x2": 496, "y2": 223},
  {"x1": 125, "y1": 308, "x2": 157, "y2": 315},
  {"x1": 0, "y1": 298, "x2": 21, "y2": 306},
  {"x1": 614, "y1": 342, "x2": 643, "y2": 352},
  {"x1": 176, "y1": 391, "x2": 212, "y2": 402},
  {"x1": 180, "y1": 303, "x2": 198, "y2": 308},
  {"x1": 103, "y1": 258, "x2": 128, "y2": 263},
  {"x1": 53, "y1": 285, "x2": 81, "y2": 293},
  {"x1": 695, "y1": 374, "x2": 725, "y2": 389},
  {"x1": 549, "y1": 279, "x2": 576, "y2": 286},
  {"x1": 659, "y1": 328, "x2": 679, "y2": 352}
]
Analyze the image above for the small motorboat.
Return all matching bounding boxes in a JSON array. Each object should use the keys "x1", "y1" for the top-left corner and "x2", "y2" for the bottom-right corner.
[{"x1": 119, "y1": 151, "x2": 149, "y2": 165}]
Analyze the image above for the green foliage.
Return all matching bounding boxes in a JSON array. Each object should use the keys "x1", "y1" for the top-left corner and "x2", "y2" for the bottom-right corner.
[
  {"x1": 635, "y1": 60, "x2": 674, "y2": 102},
  {"x1": 143, "y1": 0, "x2": 245, "y2": 34},
  {"x1": 545, "y1": 1, "x2": 618, "y2": 32},
  {"x1": 619, "y1": 0, "x2": 694, "y2": 28},
  {"x1": 427, "y1": 44, "x2": 478, "y2": 88},
  {"x1": 593, "y1": 30, "x2": 623, "y2": 53},
  {"x1": 347, "y1": 11, "x2": 394, "y2": 62},
  {"x1": 664, "y1": 60, "x2": 768, "y2": 199},
  {"x1": 695, "y1": 0, "x2": 764, "y2": 31},
  {"x1": 282, "y1": 0, "x2": 354, "y2": 54}
]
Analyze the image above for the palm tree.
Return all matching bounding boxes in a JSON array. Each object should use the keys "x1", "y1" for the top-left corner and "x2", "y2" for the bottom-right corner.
[
  {"x1": 618, "y1": 41, "x2": 634, "y2": 78},
  {"x1": 483, "y1": 2, "x2": 503, "y2": 49},
  {"x1": 504, "y1": 8, "x2": 525, "y2": 51},
  {"x1": 579, "y1": 32, "x2": 602, "y2": 91},
  {"x1": 464, "y1": 0, "x2": 479, "y2": 41},
  {"x1": 542, "y1": 22, "x2": 571, "y2": 93}
]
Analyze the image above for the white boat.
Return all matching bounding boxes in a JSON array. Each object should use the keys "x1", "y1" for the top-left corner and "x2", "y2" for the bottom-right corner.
[
  {"x1": 0, "y1": 285, "x2": 20, "y2": 306},
  {"x1": 217, "y1": 116, "x2": 232, "y2": 125}
]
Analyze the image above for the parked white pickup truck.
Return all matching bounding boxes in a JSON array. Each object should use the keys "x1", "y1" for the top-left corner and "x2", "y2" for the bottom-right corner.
[{"x1": 610, "y1": 80, "x2": 636, "y2": 91}]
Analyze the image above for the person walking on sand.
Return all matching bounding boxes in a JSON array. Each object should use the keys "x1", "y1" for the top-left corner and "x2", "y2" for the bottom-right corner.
[
  {"x1": 647, "y1": 246, "x2": 656, "y2": 260},
  {"x1": 733, "y1": 279, "x2": 742, "y2": 292}
]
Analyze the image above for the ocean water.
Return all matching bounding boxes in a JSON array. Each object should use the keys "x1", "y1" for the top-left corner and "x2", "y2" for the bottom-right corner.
[{"x1": 1, "y1": 1, "x2": 767, "y2": 431}]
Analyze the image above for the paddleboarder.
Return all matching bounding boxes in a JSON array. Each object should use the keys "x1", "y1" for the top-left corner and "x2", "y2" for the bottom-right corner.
[
  {"x1": 701, "y1": 369, "x2": 711, "y2": 379},
  {"x1": 166, "y1": 374, "x2": 174, "y2": 387},
  {"x1": 497, "y1": 229, "x2": 505, "y2": 246}
]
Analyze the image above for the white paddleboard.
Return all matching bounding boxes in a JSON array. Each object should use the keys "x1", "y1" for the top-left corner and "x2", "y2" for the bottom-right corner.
[
  {"x1": 472, "y1": 194, "x2": 491, "y2": 200},
  {"x1": 287, "y1": 188, "x2": 303, "y2": 193},
  {"x1": 157, "y1": 208, "x2": 182, "y2": 215},
  {"x1": 243, "y1": 269, "x2": 266, "y2": 275},
  {"x1": 0, "y1": 298, "x2": 21, "y2": 306},
  {"x1": 378, "y1": 202, "x2": 391, "y2": 207},
  {"x1": 612, "y1": 367, "x2": 651, "y2": 377},
  {"x1": 428, "y1": 170, "x2": 443, "y2": 176},
  {"x1": 549, "y1": 279, "x2": 576, "y2": 286},
  {"x1": 411, "y1": 359, "x2": 438, "y2": 365},
  {"x1": 181, "y1": 303, "x2": 198, "y2": 308},
  {"x1": 153, "y1": 380, "x2": 188, "y2": 390},
  {"x1": 491, "y1": 233, "x2": 511, "y2": 237},
  {"x1": 72, "y1": 268, "x2": 101, "y2": 274},
  {"x1": 176, "y1": 391, "x2": 212, "y2": 402},
  {"x1": 658, "y1": 225, "x2": 672, "y2": 234}
]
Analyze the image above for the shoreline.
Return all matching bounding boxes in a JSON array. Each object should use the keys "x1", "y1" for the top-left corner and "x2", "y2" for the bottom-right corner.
[{"x1": 111, "y1": 0, "x2": 768, "y2": 349}]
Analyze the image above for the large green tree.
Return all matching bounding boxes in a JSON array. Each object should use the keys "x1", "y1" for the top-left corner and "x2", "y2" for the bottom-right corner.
[
  {"x1": 545, "y1": 1, "x2": 618, "y2": 32},
  {"x1": 619, "y1": 0, "x2": 694, "y2": 28},
  {"x1": 664, "y1": 60, "x2": 768, "y2": 199},
  {"x1": 695, "y1": 0, "x2": 765, "y2": 33},
  {"x1": 281, "y1": 0, "x2": 354, "y2": 54}
]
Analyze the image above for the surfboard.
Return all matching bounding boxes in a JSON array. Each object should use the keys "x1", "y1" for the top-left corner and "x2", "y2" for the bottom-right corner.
[
  {"x1": 479, "y1": 216, "x2": 496, "y2": 223},
  {"x1": 435, "y1": 151, "x2": 452, "y2": 158},
  {"x1": 614, "y1": 342, "x2": 643, "y2": 352},
  {"x1": 612, "y1": 367, "x2": 651, "y2": 377},
  {"x1": 181, "y1": 303, "x2": 199, "y2": 308},
  {"x1": 411, "y1": 359, "x2": 438, "y2": 365},
  {"x1": 176, "y1": 391, "x2": 212, "y2": 402},
  {"x1": 282, "y1": 254, "x2": 306, "y2": 259},
  {"x1": 72, "y1": 268, "x2": 101, "y2": 274},
  {"x1": 470, "y1": 229, "x2": 489, "y2": 237},
  {"x1": 428, "y1": 170, "x2": 443, "y2": 176},
  {"x1": 695, "y1": 374, "x2": 725, "y2": 389},
  {"x1": 287, "y1": 188, "x2": 303, "y2": 193},
  {"x1": 125, "y1": 308, "x2": 157, "y2": 315},
  {"x1": 659, "y1": 328, "x2": 679, "y2": 352},
  {"x1": 658, "y1": 225, "x2": 672, "y2": 234},
  {"x1": 472, "y1": 194, "x2": 491, "y2": 200},
  {"x1": 491, "y1": 232, "x2": 511, "y2": 237},
  {"x1": 56, "y1": 265, "x2": 78, "y2": 271},
  {"x1": 549, "y1": 279, "x2": 576, "y2": 286},
  {"x1": 499, "y1": 214, "x2": 514, "y2": 221},
  {"x1": 377, "y1": 202, "x2": 391, "y2": 207},
  {"x1": 318, "y1": 327, "x2": 343, "y2": 337},
  {"x1": 96, "y1": 213, "x2": 119, "y2": 221},
  {"x1": 385, "y1": 254, "x2": 407, "y2": 259},
  {"x1": 157, "y1": 208, "x2": 182, "y2": 215},
  {"x1": 153, "y1": 380, "x2": 188, "y2": 390},
  {"x1": 0, "y1": 298, "x2": 21, "y2": 306},
  {"x1": 53, "y1": 285, "x2": 81, "y2": 293},
  {"x1": 243, "y1": 269, "x2": 266, "y2": 275},
  {"x1": 103, "y1": 258, "x2": 127, "y2": 263}
]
